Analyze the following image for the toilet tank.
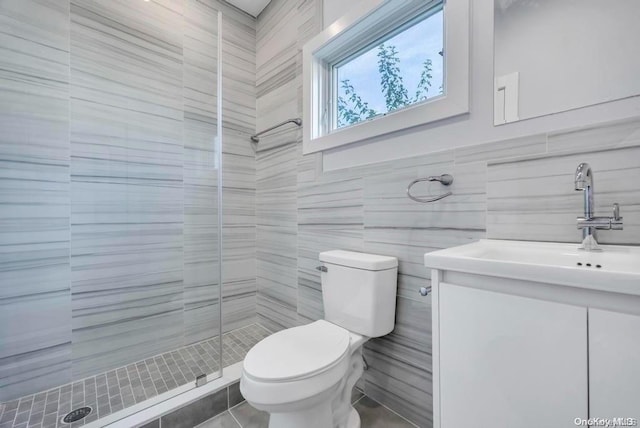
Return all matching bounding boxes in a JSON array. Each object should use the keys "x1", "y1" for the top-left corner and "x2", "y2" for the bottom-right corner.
[{"x1": 319, "y1": 250, "x2": 398, "y2": 337}]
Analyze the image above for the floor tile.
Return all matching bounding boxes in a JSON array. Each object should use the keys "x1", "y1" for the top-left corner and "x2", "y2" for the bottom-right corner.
[
  {"x1": 229, "y1": 401, "x2": 269, "y2": 428},
  {"x1": 139, "y1": 419, "x2": 159, "y2": 428},
  {"x1": 228, "y1": 383, "x2": 244, "y2": 408},
  {"x1": 354, "y1": 396, "x2": 416, "y2": 428},
  {"x1": 0, "y1": 324, "x2": 270, "y2": 428},
  {"x1": 160, "y1": 388, "x2": 227, "y2": 428},
  {"x1": 351, "y1": 387, "x2": 365, "y2": 404},
  {"x1": 195, "y1": 411, "x2": 241, "y2": 428},
  {"x1": 225, "y1": 394, "x2": 415, "y2": 428}
]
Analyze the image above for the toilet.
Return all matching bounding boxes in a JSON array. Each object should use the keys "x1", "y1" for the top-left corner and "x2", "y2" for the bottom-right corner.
[{"x1": 240, "y1": 250, "x2": 398, "y2": 428}]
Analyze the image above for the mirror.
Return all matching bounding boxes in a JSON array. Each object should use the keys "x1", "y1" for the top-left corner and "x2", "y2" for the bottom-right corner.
[{"x1": 493, "y1": 0, "x2": 640, "y2": 125}]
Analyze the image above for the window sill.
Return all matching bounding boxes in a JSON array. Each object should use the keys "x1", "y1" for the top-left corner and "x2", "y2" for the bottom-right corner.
[{"x1": 305, "y1": 93, "x2": 469, "y2": 154}]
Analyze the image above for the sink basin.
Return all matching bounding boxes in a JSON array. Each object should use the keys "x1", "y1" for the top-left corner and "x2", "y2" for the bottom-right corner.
[{"x1": 424, "y1": 239, "x2": 640, "y2": 295}]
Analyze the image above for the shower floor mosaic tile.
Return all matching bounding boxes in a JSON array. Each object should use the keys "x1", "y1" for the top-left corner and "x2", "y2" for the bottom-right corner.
[{"x1": 0, "y1": 324, "x2": 271, "y2": 428}]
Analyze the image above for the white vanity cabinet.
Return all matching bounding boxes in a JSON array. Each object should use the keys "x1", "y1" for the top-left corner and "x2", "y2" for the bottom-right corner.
[
  {"x1": 589, "y1": 308, "x2": 640, "y2": 420},
  {"x1": 438, "y1": 283, "x2": 587, "y2": 428},
  {"x1": 424, "y1": 239, "x2": 640, "y2": 428}
]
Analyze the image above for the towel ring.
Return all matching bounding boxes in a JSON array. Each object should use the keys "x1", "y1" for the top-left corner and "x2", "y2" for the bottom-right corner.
[{"x1": 407, "y1": 174, "x2": 454, "y2": 203}]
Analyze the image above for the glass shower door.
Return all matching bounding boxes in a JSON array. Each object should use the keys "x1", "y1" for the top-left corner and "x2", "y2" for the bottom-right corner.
[{"x1": 0, "y1": 0, "x2": 223, "y2": 426}]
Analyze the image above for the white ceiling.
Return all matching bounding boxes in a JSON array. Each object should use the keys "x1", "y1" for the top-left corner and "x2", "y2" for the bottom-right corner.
[{"x1": 226, "y1": 0, "x2": 271, "y2": 17}]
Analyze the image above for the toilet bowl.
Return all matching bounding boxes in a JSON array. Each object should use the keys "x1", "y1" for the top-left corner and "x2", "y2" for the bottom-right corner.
[
  {"x1": 241, "y1": 320, "x2": 367, "y2": 428},
  {"x1": 240, "y1": 250, "x2": 398, "y2": 428}
]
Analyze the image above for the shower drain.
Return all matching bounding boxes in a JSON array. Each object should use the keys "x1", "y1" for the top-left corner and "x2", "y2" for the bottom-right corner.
[{"x1": 61, "y1": 406, "x2": 92, "y2": 424}]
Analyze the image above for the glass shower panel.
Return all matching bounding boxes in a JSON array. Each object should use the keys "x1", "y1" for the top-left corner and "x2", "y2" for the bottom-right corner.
[
  {"x1": 0, "y1": 0, "x2": 223, "y2": 425},
  {"x1": 182, "y1": 0, "x2": 224, "y2": 374}
]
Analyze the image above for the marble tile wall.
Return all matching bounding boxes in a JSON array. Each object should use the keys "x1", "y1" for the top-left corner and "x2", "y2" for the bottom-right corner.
[
  {"x1": 255, "y1": 0, "x2": 310, "y2": 332},
  {"x1": 255, "y1": 1, "x2": 640, "y2": 426},
  {"x1": 219, "y1": 3, "x2": 257, "y2": 333},
  {"x1": 69, "y1": 0, "x2": 187, "y2": 380},
  {"x1": 0, "y1": 0, "x2": 72, "y2": 402},
  {"x1": 487, "y1": 127, "x2": 640, "y2": 244},
  {"x1": 183, "y1": 0, "x2": 222, "y2": 346},
  {"x1": 1, "y1": 0, "x2": 256, "y2": 402}
]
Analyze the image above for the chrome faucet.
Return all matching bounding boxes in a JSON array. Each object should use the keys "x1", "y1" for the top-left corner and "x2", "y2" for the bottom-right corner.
[
  {"x1": 574, "y1": 163, "x2": 595, "y2": 240},
  {"x1": 574, "y1": 162, "x2": 623, "y2": 249}
]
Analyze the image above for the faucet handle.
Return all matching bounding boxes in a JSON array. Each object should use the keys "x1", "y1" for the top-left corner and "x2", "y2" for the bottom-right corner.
[{"x1": 612, "y1": 203, "x2": 623, "y2": 230}]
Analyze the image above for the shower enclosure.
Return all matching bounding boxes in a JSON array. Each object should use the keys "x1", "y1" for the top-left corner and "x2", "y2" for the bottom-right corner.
[{"x1": 0, "y1": 1, "x2": 261, "y2": 426}]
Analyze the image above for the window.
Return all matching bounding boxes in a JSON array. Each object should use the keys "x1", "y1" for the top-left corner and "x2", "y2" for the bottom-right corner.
[
  {"x1": 335, "y1": 6, "x2": 444, "y2": 130},
  {"x1": 303, "y1": 0, "x2": 470, "y2": 154}
]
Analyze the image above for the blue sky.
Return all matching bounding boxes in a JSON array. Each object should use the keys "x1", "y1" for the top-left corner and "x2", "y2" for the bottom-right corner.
[{"x1": 336, "y1": 9, "x2": 444, "y2": 122}]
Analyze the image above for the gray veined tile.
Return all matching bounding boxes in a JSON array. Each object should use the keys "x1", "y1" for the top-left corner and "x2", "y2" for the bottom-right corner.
[
  {"x1": 379, "y1": 149, "x2": 454, "y2": 173},
  {"x1": 222, "y1": 287, "x2": 257, "y2": 333},
  {"x1": 364, "y1": 160, "x2": 487, "y2": 231},
  {"x1": 256, "y1": 140, "x2": 298, "y2": 331},
  {"x1": 0, "y1": 0, "x2": 72, "y2": 403},
  {"x1": 221, "y1": 6, "x2": 256, "y2": 136},
  {"x1": 487, "y1": 145, "x2": 640, "y2": 244},
  {"x1": 196, "y1": 411, "x2": 241, "y2": 428},
  {"x1": 183, "y1": 143, "x2": 221, "y2": 346},
  {"x1": 354, "y1": 396, "x2": 417, "y2": 428},
  {"x1": 351, "y1": 387, "x2": 365, "y2": 405},
  {"x1": 548, "y1": 116, "x2": 640, "y2": 154},
  {"x1": 184, "y1": 287, "x2": 222, "y2": 346},
  {"x1": 364, "y1": 227, "x2": 484, "y2": 300},
  {"x1": 255, "y1": 0, "x2": 299, "y2": 150},
  {"x1": 297, "y1": 0, "x2": 324, "y2": 47},
  {"x1": 223, "y1": 129, "x2": 256, "y2": 158},
  {"x1": 256, "y1": 293, "x2": 298, "y2": 332},
  {"x1": 229, "y1": 401, "x2": 269, "y2": 428},
  {"x1": 454, "y1": 134, "x2": 547, "y2": 165},
  {"x1": 160, "y1": 383, "x2": 228, "y2": 428},
  {"x1": 223, "y1": 152, "x2": 256, "y2": 190},
  {"x1": 297, "y1": 148, "x2": 321, "y2": 186},
  {"x1": 184, "y1": 122, "x2": 219, "y2": 163},
  {"x1": 223, "y1": 227, "x2": 256, "y2": 283},
  {"x1": 68, "y1": 0, "x2": 187, "y2": 382},
  {"x1": 184, "y1": 0, "x2": 220, "y2": 123},
  {"x1": 140, "y1": 419, "x2": 160, "y2": 428},
  {"x1": 298, "y1": 177, "x2": 364, "y2": 226},
  {"x1": 255, "y1": 81, "x2": 299, "y2": 131},
  {"x1": 363, "y1": 296, "x2": 432, "y2": 428},
  {"x1": 227, "y1": 382, "x2": 244, "y2": 409},
  {"x1": 256, "y1": 40, "x2": 297, "y2": 100}
]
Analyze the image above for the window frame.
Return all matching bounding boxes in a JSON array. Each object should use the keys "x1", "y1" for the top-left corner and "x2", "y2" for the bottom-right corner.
[
  {"x1": 331, "y1": 4, "x2": 445, "y2": 131},
  {"x1": 302, "y1": 0, "x2": 470, "y2": 154}
]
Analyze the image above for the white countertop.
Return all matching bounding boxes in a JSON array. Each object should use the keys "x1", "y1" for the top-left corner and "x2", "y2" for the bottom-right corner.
[{"x1": 424, "y1": 239, "x2": 640, "y2": 296}]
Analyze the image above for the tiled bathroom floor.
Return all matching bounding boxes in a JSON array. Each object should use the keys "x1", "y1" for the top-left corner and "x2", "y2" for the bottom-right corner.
[
  {"x1": 198, "y1": 391, "x2": 418, "y2": 428},
  {"x1": 0, "y1": 324, "x2": 271, "y2": 428}
]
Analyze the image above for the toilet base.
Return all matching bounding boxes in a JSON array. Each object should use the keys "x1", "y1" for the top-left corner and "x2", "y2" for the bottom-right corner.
[
  {"x1": 269, "y1": 398, "x2": 333, "y2": 428},
  {"x1": 268, "y1": 404, "x2": 361, "y2": 428}
]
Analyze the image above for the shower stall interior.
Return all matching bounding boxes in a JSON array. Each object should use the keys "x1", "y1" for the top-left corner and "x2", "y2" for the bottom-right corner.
[{"x1": 0, "y1": 1, "x2": 261, "y2": 426}]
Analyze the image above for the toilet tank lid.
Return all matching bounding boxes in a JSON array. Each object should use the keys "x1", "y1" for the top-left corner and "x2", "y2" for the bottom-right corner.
[{"x1": 319, "y1": 250, "x2": 397, "y2": 271}]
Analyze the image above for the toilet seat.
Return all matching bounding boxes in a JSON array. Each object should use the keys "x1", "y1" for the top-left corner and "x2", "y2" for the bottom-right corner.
[
  {"x1": 240, "y1": 321, "x2": 353, "y2": 408},
  {"x1": 243, "y1": 320, "x2": 350, "y2": 382}
]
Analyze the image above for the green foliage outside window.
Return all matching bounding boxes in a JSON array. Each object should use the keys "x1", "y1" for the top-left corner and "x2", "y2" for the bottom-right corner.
[{"x1": 337, "y1": 43, "x2": 440, "y2": 128}]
